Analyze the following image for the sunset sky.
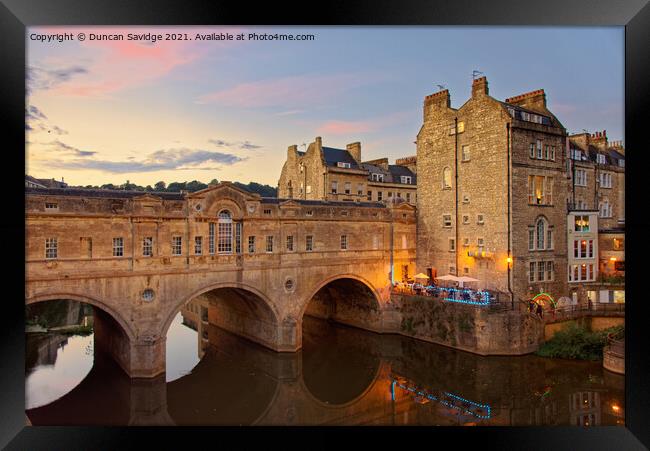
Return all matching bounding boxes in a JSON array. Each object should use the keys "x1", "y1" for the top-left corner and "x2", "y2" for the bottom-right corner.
[{"x1": 26, "y1": 26, "x2": 624, "y2": 187}]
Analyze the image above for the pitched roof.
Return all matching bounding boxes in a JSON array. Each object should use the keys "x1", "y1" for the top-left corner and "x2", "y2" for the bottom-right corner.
[
  {"x1": 321, "y1": 147, "x2": 360, "y2": 169},
  {"x1": 260, "y1": 197, "x2": 385, "y2": 208},
  {"x1": 25, "y1": 186, "x2": 185, "y2": 200},
  {"x1": 361, "y1": 162, "x2": 416, "y2": 184}
]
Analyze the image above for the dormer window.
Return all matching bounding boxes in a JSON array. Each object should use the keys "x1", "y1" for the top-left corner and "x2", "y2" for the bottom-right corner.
[
  {"x1": 371, "y1": 173, "x2": 384, "y2": 182},
  {"x1": 337, "y1": 162, "x2": 351, "y2": 168},
  {"x1": 597, "y1": 154, "x2": 606, "y2": 165},
  {"x1": 45, "y1": 202, "x2": 58, "y2": 210},
  {"x1": 400, "y1": 175, "x2": 412, "y2": 184}
]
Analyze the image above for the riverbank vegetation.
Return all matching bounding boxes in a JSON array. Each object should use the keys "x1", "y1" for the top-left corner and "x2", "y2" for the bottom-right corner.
[{"x1": 536, "y1": 324, "x2": 624, "y2": 360}]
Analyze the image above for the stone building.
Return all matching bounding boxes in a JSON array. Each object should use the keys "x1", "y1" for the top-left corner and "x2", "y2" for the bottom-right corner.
[
  {"x1": 566, "y1": 131, "x2": 625, "y2": 304},
  {"x1": 416, "y1": 76, "x2": 569, "y2": 303},
  {"x1": 277, "y1": 137, "x2": 417, "y2": 204}
]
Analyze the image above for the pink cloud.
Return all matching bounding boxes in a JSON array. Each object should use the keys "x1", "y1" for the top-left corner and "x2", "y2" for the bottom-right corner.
[
  {"x1": 197, "y1": 72, "x2": 383, "y2": 108},
  {"x1": 317, "y1": 120, "x2": 373, "y2": 135},
  {"x1": 30, "y1": 26, "x2": 242, "y2": 98}
]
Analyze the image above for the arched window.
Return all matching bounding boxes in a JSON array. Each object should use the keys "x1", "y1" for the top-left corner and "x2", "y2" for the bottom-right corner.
[
  {"x1": 218, "y1": 210, "x2": 233, "y2": 253},
  {"x1": 442, "y1": 167, "x2": 452, "y2": 189},
  {"x1": 536, "y1": 218, "x2": 546, "y2": 250}
]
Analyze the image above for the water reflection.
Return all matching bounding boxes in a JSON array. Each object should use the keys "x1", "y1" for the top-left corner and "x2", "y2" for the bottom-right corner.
[{"x1": 26, "y1": 300, "x2": 625, "y2": 426}]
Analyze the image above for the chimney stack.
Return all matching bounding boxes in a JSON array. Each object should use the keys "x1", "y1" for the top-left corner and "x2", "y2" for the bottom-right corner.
[
  {"x1": 505, "y1": 89, "x2": 547, "y2": 113},
  {"x1": 423, "y1": 89, "x2": 451, "y2": 121},
  {"x1": 346, "y1": 142, "x2": 361, "y2": 163},
  {"x1": 471, "y1": 76, "x2": 489, "y2": 97}
]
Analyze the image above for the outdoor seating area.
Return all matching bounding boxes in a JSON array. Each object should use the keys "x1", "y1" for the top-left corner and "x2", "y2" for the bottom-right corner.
[{"x1": 392, "y1": 273, "x2": 498, "y2": 307}]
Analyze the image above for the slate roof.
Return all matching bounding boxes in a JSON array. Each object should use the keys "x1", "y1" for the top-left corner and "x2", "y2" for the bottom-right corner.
[
  {"x1": 321, "y1": 147, "x2": 361, "y2": 169},
  {"x1": 501, "y1": 102, "x2": 553, "y2": 126},
  {"x1": 260, "y1": 197, "x2": 385, "y2": 208},
  {"x1": 361, "y1": 163, "x2": 416, "y2": 185},
  {"x1": 25, "y1": 186, "x2": 186, "y2": 200}
]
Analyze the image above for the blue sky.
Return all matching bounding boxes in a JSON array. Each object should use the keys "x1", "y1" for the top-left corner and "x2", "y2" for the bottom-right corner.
[{"x1": 26, "y1": 26, "x2": 624, "y2": 187}]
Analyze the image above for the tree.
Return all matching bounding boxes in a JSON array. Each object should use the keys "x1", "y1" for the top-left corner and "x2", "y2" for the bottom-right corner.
[
  {"x1": 186, "y1": 180, "x2": 208, "y2": 192},
  {"x1": 154, "y1": 181, "x2": 166, "y2": 191},
  {"x1": 167, "y1": 181, "x2": 187, "y2": 192},
  {"x1": 145, "y1": 185, "x2": 153, "y2": 192},
  {"x1": 209, "y1": 178, "x2": 219, "y2": 186}
]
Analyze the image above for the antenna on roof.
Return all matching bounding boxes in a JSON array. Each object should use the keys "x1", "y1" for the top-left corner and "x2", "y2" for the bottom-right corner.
[
  {"x1": 472, "y1": 70, "x2": 484, "y2": 80},
  {"x1": 435, "y1": 84, "x2": 446, "y2": 91}
]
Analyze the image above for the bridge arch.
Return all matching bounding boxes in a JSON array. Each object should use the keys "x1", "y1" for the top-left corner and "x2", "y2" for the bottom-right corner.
[
  {"x1": 299, "y1": 274, "x2": 383, "y2": 321},
  {"x1": 161, "y1": 281, "x2": 282, "y2": 352},
  {"x1": 26, "y1": 292, "x2": 136, "y2": 341}
]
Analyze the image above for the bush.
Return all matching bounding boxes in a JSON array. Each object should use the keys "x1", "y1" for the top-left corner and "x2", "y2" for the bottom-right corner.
[{"x1": 536, "y1": 323, "x2": 624, "y2": 360}]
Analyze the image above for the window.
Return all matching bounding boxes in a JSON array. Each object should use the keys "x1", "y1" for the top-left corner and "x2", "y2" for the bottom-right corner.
[
  {"x1": 306, "y1": 235, "x2": 313, "y2": 251},
  {"x1": 574, "y1": 215, "x2": 590, "y2": 232},
  {"x1": 406, "y1": 193, "x2": 411, "y2": 203},
  {"x1": 45, "y1": 238, "x2": 57, "y2": 259},
  {"x1": 536, "y1": 140, "x2": 543, "y2": 159},
  {"x1": 546, "y1": 229, "x2": 553, "y2": 250},
  {"x1": 235, "y1": 222, "x2": 242, "y2": 254},
  {"x1": 218, "y1": 210, "x2": 233, "y2": 254},
  {"x1": 143, "y1": 237, "x2": 153, "y2": 257},
  {"x1": 529, "y1": 262, "x2": 535, "y2": 282},
  {"x1": 172, "y1": 236, "x2": 182, "y2": 255},
  {"x1": 400, "y1": 175, "x2": 412, "y2": 184},
  {"x1": 464, "y1": 267, "x2": 469, "y2": 274},
  {"x1": 286, "y1": 235, "x2": 294, "y2": 252},
  {"x1": 477, "y1": 214, "x2": 484, "y2": 224},
  {"x1": 550, "y1": 146, "x2": 556, "y2": 161},
  {"x1": 613, "y1": 238, "x2": 622, "y2": 250},
  {"x1": 599, "y1": 172, "x2": 612, "y2": 188},
  {"x1": 306, "y1": 210, "x2": 313, "y2": 216},
  {"x1": 45, "y1": 202, "x2": 58, "y2": 210},
  {"x1": 266, "y1": 236, "x2": 273, "y2": 253},
  {"x1": 209, "y1": 222, "x2": 215, "y2": 254},
  {"x1": 538, "y1": 261, "x2": 545, "y2": 281},
  {"x1": 337, "y1": 162, "x2": 351, "y2": 168},
  {"x1": 377, "y1": 191, "x2": 383, "y2": 201},
  {"x1": 449, "y1": 121, "x2": 464, "y2": 134},
  {"x1": 574, "y1": 239, "x2": 594, "y2": 259},
  {"x1": 194, "y1": 236, "x2": 203, "y2": 255},
  {"x1": 528, "y1": 228, "x2": 535, "y2": 251},
  {"x1": 575, "y1": 169, "x2": 587, "y2": 186},
  {"x1": 529, "y1": 143, "x2": 535, "y2": 159},
  {"x1": 599, "y1": 201, "x2": 612, "y2": 218},
  {"x1": 248, "y1": 236, "x2": 255, "y2": 253},
  {"x1": 367, "y1": 191, "x2": 372, "y2": 201},
  {"x1": 357, "y1": 184, "x2": 364, "y2": 196},
  {"x1": 546, "y1": 261, "x2": 554, "y2": 281},
  {"x1": 443, "y1": 214, "x2": 452, "y2": 227},
  {"x1": 306, "y1": 185, "x2": 312, "y2": 194},
  {"x1": 569, "y1": 263, "x2": 595, "y2": 282},
  {"x1": 371, "y1": 173, "x2": 384, "y2": 182},
  {"x1": 597, "y1": 154, "x2": 606, "y2": 165},
  {"x1": 340, "y1": 235, "x2": 348, "y2": 250},
  {"x1": 331, "y1": 181, "x2": 338, "y2": 194},
  {"x1": 544, "y1": 145, "x2": 549, "y2": 160},
  {"x1": 344, "y1": 182, "x2": 351, "y2": 194},
  {"x1": 536, "y1": 219, "x2": 546, "y2": 250},
  {"x1": 618, "y1": 159, "x2": 625, "y2": 168},
  {"x1": 461, "y1": 145, "x2": 470, "y2": 162},
  {"x1": 263, "y1": 209, "x2": 272, "y2": 215},
  {"x1": 462, "y1": 215, "x2": 470, "y2": 224},
  {"x1": 528, "y1": 175, "x2": 553, "y2": 205},
  {"x1": 477, "y1": 237, "x2": 485, "y2": 249},
  {"x1": 449, "y1": 238, "x2": 456, "y2": 251},
  {"x1": 463, "y1": 237, "x2": 470, "y2": 247},
  {"x1": 113, "y1": 237, "x2": 124, "y2": 257},
  {"x1": 443, "y1": 167, "x2": 452, "y2": 189},
  {"x1": 388, "y1": 192, "x2": 393, "y2": 198},
  {"x1": 457, "y1": 121, "x2": 465, "y2": 133}
]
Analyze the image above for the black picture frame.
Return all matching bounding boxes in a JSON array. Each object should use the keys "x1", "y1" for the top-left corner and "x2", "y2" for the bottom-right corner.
[{"x1": 2, "y1": 0, "x2": 648, "y2": 448}]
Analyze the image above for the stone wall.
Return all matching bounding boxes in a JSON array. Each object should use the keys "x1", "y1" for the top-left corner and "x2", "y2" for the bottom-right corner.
[{"x1": 392, "y1": 294, "x2": 543, "y2": 355}]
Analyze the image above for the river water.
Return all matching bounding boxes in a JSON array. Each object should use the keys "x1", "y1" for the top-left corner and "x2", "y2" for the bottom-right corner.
[{"x1": 25, "y1": 309, "x2": 625, "y2": 426}]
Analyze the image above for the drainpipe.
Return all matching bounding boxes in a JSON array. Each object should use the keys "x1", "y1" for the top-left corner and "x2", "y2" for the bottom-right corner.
[
  {"x1": 506, "y1": 123, "x2": 514, "y2": 309},
  {"x1": 389, "y1": 212, "x2": 394, "y2": 285},
  {"x1": 454, "y1": 117, "x2": 459, "y2": 276}
]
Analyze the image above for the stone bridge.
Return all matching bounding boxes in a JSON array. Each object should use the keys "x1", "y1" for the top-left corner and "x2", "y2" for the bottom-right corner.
[{"x1": 26, "y1": 182, "x2": 416, "y2": 377}]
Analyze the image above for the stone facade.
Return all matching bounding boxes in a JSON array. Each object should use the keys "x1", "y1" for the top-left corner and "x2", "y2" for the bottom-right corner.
[
  {"x1": 416, "y1": 77, "x2": 569, "y2": 303},
  {"x1": 277, "y1": 137, "x2": 417, "y2": 204},
  {"x1": 26, "y1": 182, "x2": 416, "y2": 377}
]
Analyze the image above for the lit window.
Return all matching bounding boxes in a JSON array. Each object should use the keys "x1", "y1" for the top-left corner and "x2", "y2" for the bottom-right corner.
[
  {"x1": 306, "y1": 235, "x2": 313, "y2": 252},
  {"x1": 194, "y1": 236, "x2": 203, "y2": 255},
  {"x1": 113, "y1": 237, "x2": 124, "y2": 257},
  {"x1": 286, "y1": 235, "x2": 294, "y2": 252},
  {"x1": 171, "y1": 236, "x2": 182, "y2": 256},
  {"x1": 528, "y1": 175, "x2": 553, "y2": 205},
  {"x1": 45, "y1": 238, "x2": 57, "y2": 259},
  {"x1": 340, "y1": 235, "x2": 348, "y2": 250},
  {"x1": 574, "y1": 215, "x2": 590, "y2": 232},
  {"x1": 266, "y1": 236, "x2": 273, "y2": 253},
  {"x1": 248, "y1": 236, "x2": 255, "y2": 253},
  {"x1": 143, "y1": 237, "x2": 153, "y2": 257}
]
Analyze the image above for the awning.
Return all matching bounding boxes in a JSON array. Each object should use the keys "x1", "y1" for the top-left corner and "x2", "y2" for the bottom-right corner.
[{"x1": 413, "y1": 273, "x2": 430, "y2": 279}]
